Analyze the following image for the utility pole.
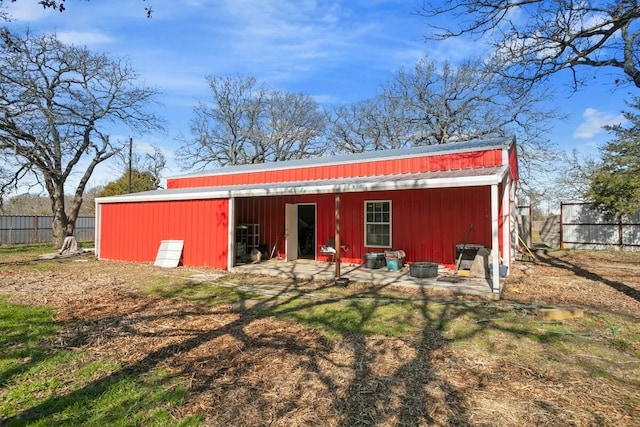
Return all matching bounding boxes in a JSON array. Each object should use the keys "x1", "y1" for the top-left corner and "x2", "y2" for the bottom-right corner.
[{"x1": 128, "y1": 137, "x2": 133, "y2": 193}]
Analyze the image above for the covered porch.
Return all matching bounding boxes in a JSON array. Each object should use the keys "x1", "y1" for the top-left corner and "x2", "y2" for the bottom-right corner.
[
  {"x1": 230, "y1": 258, "x2": 502, "y2": 298},
  {"x1": 229, "y1": 164, "x2": 514, "y2": 295}
]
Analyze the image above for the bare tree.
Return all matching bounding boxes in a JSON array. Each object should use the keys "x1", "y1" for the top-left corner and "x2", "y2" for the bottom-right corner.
[
  {"x1": 255, "y1": 89, "x2": 325, "y2": 162},
  {"x1": 0, "y1": 192, "x2": 50, "y2": 214},
  {"x1": 556, "y1": 150, "x2": 600, "y2": 201},
  {"x1": 327, "y1": 94, "x2": 408, "y2": 153},
  {"x1": 113, "y1": 141, "x2": 166, "y2": 190},
  {"x1": 328, "y1": 58, "x2": 561, "y2": 198},
  {"x1": 420, "y1": 0, "x2": 640, "y2": 90},
  {"x1": 143, "y1": 144, "x2": 166, "y2": 188},
  {"x1": 177, "y1": 75, "x2": 264, "y2": 168},
  {"x1": 389, "y1": 59, "x2": 532, "y2": 144},
  {"x1": 0, "y1": 30, "x2": 162, "y2": 247},
  {"x1": 78, "y1": 185, "x2": 103, "y2": 215},
  {"x1": 177, "y1": 74, "x2": 326, "y2": 169}
]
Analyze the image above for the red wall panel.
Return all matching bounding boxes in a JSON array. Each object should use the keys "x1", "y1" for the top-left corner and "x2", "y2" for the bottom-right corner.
[
  {"x1": 167, "y1": 149, "x2": 505, "y2": 189},
  {"x1": 234, "y1": 194, "x2": 335, "y2": 258},
  {"x1": 508, "y1": 144, "x2": 519, "y2": 182},
  {"x1": 103, "y1": 144, "x2": 514, "y2": 269},
  {"x1": 99, "y1": 199, "x2": 229, "y2": 268},
  {"x1": 337, "y1": 187, "x2": 492, "y2": 265},
  {"x1": 232, "y1": 187, "x2": 492, "y2": 266},
  {"x1": 98, "y1": 186, "x2": 496, "y2": 268}
]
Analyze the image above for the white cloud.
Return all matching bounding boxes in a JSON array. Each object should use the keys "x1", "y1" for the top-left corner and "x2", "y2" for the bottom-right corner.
[
  {"x1": 56, "y1": 30, "x2": 114, "y2": 46},
  {"x1": 573, "y1": 108, "x2": 626, "y2": 139},
  {"x1": 426, "y1": 36, "x2": 492, "y2": 65},
  {"x1": 2, "y1": 1, "x2": 49, "y2": 21},
  {"x1": 218, "y1": 1, "x2": 352, "y2": 63}
]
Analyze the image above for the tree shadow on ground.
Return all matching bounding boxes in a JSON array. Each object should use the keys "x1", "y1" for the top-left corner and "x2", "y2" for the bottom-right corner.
[
  {"x1": 538, "y1": 253, "x2": 640, "y2": 303},
  {"x1": 1, "y1": 270, "x2": 618, "y2": 426}
]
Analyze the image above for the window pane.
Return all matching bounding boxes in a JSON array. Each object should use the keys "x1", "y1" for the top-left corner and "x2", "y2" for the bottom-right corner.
[
  {"x1": 365, "y1": 201, "x2": 391, "y2": 247},
  {"x1": 379, "y1": 233, "x2": 390, "y2": 247},
  {"x1": 366, "y1": 223, "x2": 390, "y2": 246}
]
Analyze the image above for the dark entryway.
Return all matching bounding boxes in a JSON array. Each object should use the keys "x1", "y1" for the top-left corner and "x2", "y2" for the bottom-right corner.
[{"x1": 298, "y1": 204, "x2": 316, "y2": 259}]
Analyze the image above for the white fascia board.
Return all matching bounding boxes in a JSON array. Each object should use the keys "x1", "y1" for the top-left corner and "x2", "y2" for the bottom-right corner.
[
  {"x1": 241, "y1": 171, "x2": 506, "y2": 197},
  {"x1": 95, "y1": 189, "x2": 233, "y2": 204},
  {"x1": 95, "y1": 165, "x2": 509, "y2": 204}
]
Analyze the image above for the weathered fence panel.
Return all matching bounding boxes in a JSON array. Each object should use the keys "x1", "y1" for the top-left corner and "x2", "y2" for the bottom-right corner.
[
  {"x1": 516, "y1": 205, "x2": 532, "y2": 247},
  {"x1": 0, "y1": 215, "x2": 94, "y2": 244},
  {"x1": 535, "y1": 216, "x2": 561, "y2": 248},
  {"x1": 561, "y1": 203, "x2": 640, "y2": 250}
]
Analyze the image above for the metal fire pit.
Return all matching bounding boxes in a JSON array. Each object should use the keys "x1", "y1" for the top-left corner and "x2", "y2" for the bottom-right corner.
[{"x1": 410, "y1": 262, "x2": 438, "y2": 278}]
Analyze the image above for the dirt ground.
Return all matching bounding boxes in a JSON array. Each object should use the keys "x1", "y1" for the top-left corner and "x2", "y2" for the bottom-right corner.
[{"x1": 1, "y1": 249, "x2": 639, "y2": 426}]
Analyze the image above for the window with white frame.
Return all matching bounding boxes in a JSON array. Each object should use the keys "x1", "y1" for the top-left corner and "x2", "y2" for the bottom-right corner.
[{"x1": 364, "y1": 200, "x2": 391, "y2": 247}]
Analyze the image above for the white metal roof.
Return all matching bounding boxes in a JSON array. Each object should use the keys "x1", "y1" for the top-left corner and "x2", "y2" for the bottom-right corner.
[{"x1": 96, "y1": 164, "x2": 509, "y2": 204}]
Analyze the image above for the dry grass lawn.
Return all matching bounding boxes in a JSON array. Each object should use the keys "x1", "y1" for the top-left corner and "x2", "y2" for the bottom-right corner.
[{"x1": 1, "y1": 248, "x2": 639, "y2": 426}]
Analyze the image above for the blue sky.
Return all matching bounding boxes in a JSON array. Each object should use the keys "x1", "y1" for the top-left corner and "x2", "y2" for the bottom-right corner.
[{"x1": 2, "y1": 0, "x2": 634, "y2": 189}]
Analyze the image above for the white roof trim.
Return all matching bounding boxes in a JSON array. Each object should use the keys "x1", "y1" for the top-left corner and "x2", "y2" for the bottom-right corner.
[{"x1": 96, "y1": 165, "x2": 509, "y2": 205}]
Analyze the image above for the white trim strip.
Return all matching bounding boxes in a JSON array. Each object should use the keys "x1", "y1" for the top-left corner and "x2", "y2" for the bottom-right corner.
[
  {"x1": 491, "y1": 183, "x2": 500, "y2": 293},
  {"x1": 228, "y1": 197, "x2": 235, "y2": 270},
  {"x1": 96, "y1": 166, "x2": 509, "y2": 205},
  {"x1": 95, "y1": 202, "x2": 101, "y2": 258}
]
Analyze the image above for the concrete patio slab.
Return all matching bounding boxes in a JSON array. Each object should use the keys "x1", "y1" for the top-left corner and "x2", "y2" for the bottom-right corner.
[{"x1": 230, "y1": 259, "x2": 501, "y2": 298}]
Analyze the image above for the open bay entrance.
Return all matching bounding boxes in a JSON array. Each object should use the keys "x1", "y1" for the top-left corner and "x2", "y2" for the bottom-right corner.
[
  {"x1": 285, "y1": 203, "x2": 316, "y2": 261},
  {"x1": 297, "y1": 204, "x2": 316, "y2": 259}
]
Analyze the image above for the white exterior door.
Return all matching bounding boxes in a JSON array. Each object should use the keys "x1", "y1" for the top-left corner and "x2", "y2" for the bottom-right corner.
[{"x1": 285, "y1": 203, "x2": 298, "y2": 261}]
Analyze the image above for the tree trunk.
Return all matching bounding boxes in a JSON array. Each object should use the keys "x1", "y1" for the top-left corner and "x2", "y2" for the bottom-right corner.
[
  {"x1": 50, "y1": 184, "x2": 87, "y2": 249},
  {"x1": 50, "y1": 182, "x2": 71, "y2": 249}
]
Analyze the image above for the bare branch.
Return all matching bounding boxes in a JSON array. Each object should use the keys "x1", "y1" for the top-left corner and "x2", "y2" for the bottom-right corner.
[
  {"x1": 327, "y1": 57, "x2": 562, "y2": 200},
  {"x1": 420, "y1": 0, "x2": 640, "y2": 90},
  {"x1": 0, "y1": 30, "x2": 163, "y2": 246},
  {"x1": 177, "y1": 75, "x2": 326, "y2": 169}
]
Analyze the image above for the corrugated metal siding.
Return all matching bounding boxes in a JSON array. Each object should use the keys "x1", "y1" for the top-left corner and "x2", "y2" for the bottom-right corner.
[
  {"x1": 99, "y1": 199, "x2": 229, "y2": 268},
  {"x1": 349, "y1": 187, "x2": 492, "y2": 265},
  {"x1": 0, "y1": 215, "x2": 95, "y2": 244},
  {"x1": 508, "y1": 144, "x2": 519, "y2": 182},
  {"x1": 561, "y1": 202, "x2": 640, "y2": 249},
  {"x1": 235, "y1": 194, "x2": 335, "y2": 258},
  {"x1": 167, "y1": 150, "x2": 505, "y2": 189},
  {"x1": 235, "y1": 187, "x2": 492, "y2": 266}
]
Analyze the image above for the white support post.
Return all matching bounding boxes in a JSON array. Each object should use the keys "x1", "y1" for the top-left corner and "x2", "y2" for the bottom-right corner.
[
  {"x1": 502, "y1": 176, "x2": 511, "y2": 272},
  {"x1": 94, "y1": 202, "x2": 101, "y2": 259},
  {"x1": 491, "y1": 183, "x2": 500, "y2": 293},
  {"x1": 227, "y1": 197, "x2": 235, "y2": 271}
]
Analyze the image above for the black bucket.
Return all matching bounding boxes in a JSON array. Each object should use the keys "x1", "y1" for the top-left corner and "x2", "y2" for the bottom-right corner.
[
  {"x1": 410, "y1": 262, "x2": 438, "y2": 278},
  {"x1": 364, "y1": 252, "x2": 385, "y2": 269}
]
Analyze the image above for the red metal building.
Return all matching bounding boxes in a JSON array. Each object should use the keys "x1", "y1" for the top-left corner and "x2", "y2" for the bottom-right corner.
[{"x1": 95, "y1": 137, "x2": 519, "y2": 293}]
